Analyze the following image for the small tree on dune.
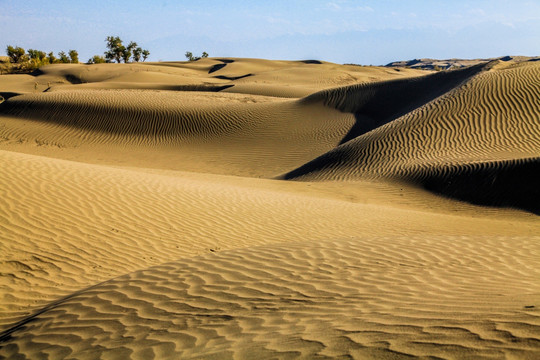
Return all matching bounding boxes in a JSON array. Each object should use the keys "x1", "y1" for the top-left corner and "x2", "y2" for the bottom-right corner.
[
  {"x1": 105, "y1": 36, "x2": 124, "y2": 63},
  {"x1": 132, "y1": 47, "x2": 143, "y2": 62},
  {"x1": 87, "y1": 55, "x2": 106, "y2": 64},
  {"x1": 28, "y1": 49, "x2": 47, "y2": 63},
  {"x1": 185, "y1": 51, "x2": 209, "y2": 61},
  {"x1": 68, "y1": 50, "x2": 79, "y2": 63},
  {"x1": 6, "y1": 46, "x2": 26, "y2": 63},
  {"x1": 104, "y1": 36, "x2": 149, "y2": 63},
  {"x1": 58, "y1": 51, "x2": 70, "y2": 63},
  {"x1": 26, "y1": 49, "x2": 48, "y2": 70},
  {"x1": 121, "y1": 41, "x2": 137, "y2": 63},
  {"x1": 142, "y1": 49, "x2": 150, "y2": 62},
  {"x1": 48, "y1": 51, "x2": 57, "y2": 64}
]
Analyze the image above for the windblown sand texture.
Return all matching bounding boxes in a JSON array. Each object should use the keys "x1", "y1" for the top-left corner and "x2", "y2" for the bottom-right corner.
[{"x1": 0, "y1": 58, "x2": 539, "y2": 359}]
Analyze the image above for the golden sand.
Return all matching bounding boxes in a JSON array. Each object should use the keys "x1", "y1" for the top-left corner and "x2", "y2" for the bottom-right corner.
[{"x1": 0, "y1": 58, "x2": 539, "y2": 359}]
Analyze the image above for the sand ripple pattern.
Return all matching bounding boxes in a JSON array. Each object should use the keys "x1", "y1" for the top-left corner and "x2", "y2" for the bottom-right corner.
[
  {"x1": 0, "y1": 91, "x2": 258, "y2": 145},
  {"x1": 0, "y1": 89, "x2": 357, "y2": 176},
  {"x1": 285, "y1": 62, "x2": 540, "y2": 211},
  {"x1": 1, "y1": 236, "x2": 539, "y2": 359}
]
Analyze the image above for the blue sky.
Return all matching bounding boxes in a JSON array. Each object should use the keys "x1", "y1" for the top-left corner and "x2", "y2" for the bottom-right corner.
[{"x1": 2, "y1": 0, "x2": 540, "y2": 64}]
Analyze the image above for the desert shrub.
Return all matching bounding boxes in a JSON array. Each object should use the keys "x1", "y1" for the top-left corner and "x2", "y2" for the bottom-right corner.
[
  {"x1": 68, "y1": 50, "x2": 79, "y2": 63},
  {"x1": 185, "y1": 51, "x2": 209, "y2": 61},
  {"x1": 58, "y1": 51, "x2": 70, "y2": 63},
  {"x1": 87, "y1": 55, "x2": 106, "y2": 64},
  {"x1": 48, "y1": 52, "x2": 57, "y2": 64},
  {"x1": 105, "y1": 36, "x2": 149, "y2": 63},
  {"x1": 142, "y1": 49, "x2": 150, "y2": 62},
  {"x1": 6, "y1": 46, "x2": 26, "y2": 63},
  {"x1": 105, "y1": 36, "x2": 124, "y2": 63},
  {"x1": 132, "y1": 47, "x2": 142, "y2": 62}
]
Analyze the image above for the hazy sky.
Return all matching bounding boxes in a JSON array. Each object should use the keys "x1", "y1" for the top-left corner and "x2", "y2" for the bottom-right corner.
[{"x1": 2, "y1": 0, "x2": 540, "y2": 64}]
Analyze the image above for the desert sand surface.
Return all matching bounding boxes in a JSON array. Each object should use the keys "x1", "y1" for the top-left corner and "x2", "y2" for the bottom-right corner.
[{"x1": 0, "y1": 57, "x2": 539, "y2": 359}]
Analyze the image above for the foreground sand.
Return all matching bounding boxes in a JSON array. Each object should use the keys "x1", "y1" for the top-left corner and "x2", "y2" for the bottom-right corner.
[{"x1": 0, "y1": 58, "x2": 539, "y2": 359}]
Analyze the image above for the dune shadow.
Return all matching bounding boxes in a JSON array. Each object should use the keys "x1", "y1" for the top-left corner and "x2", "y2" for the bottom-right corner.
[
  {"x1": 213, "y1": 74, "x2": 253, "y2": 81},
  {"x1": 302, "y1": 63, "x2": 489, "y2": 145},
  {"x1": 0, "y1": 92, "x2": 22, "y2": 101},
  {"x1": 419, "y1": 158, "x2": 540, "y2": 215},
  {"x1": 299, "y1": 60, "x2": 322, "y2": 64},
  {"x1": 340, "y1": 64, "x2": 488, "y2": 144}
]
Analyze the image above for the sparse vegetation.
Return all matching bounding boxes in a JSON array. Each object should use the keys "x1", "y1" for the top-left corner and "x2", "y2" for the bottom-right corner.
[
  {"x1": 142, "y1": 49, "x2": 150, "y2": 62},
  {"x1": 3, "y1": 35, "x2": 151, "y2": 73},
  {"x1": 132, "y1": 46, "x2": 143, "y2": 62},
  {"x1": 87, "y1": 55, "x2": 106, "y2": 64},
  {"x1": 104, "y1": 36, "x2": 150, "y2": 63},
  {"x1": 6, "y1": 46, "x2": 27, "y2": 63},
  {"x1": 185, "y1": 51, "x2": 209, "y2": 61},
  {"x1": 3, "y1": 44, "x2": 82, "y2": 73},
  {"x1": 47, "y1": 52, "x2": 57, "y2": 64},
  {"x1": 68, "y1": 50, "x2": 79, "y2": 64},
  {"x1": 58, "y1": 51, "x2": 70, "y2": 64},
  {"x1": 1, "y1": 36, "x2": 212, "y2": 74}
]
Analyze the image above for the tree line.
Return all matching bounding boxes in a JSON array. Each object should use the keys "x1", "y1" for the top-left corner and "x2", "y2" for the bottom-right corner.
[
  {"x1": 4, "y1": 36, "x2": 210, "y2": 73},
  {"x1": 4, "y1": 36, "x2": 150, "y2": 68},
  {"x1": 6, "y1": 46, "x2": 79, "y2": 65},
  {"x1": 89, "y1": 36, "x2": 150, "y2": 64}
]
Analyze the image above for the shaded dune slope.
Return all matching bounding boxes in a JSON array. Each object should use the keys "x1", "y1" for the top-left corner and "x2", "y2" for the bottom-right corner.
[
  {"x1": 0, "y1": 91, "x2": 268, "y2": 142},
  {"x1": 0, "y1": 90, "x2": 355, "y2": 176},
  {"x1": 418, "y1": 157, "x2": 539, "y2": 214},
  {"x1": 302, "y1": 62, "x2": 487, "y2": 144},
  {"x1": 284, "y1": 62, "x2": 540, "y2": 212},
  {"x1": 1, "y1": 236, "x2": 539, "y2": 359}
]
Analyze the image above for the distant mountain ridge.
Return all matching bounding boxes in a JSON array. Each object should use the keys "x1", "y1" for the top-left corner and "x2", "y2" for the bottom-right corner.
[{"x1": 385, "y1": 55, "x2": 540, "y2": 70}]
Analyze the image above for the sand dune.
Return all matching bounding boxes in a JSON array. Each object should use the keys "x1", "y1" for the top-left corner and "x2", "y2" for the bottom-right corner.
[
  {"x1": 386, "y1": 55, "x2": 540, "y2": 70},
  {"x1": 1, "y1": 236, "x2": 539, "y2": 359},
  {"x1": 284, "y1": 61, "x2": 540, "y2": 212},
  {"x1": 0, "y1": 90, "x2": 355, "y2": 176},
  {"x1": 0, "y1": 58, "x2": 539, "y2": 358}
]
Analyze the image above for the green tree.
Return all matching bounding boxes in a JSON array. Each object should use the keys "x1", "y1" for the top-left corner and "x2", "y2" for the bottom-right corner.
[
  {"x1": 48, "y1": 52, "x2": 57, "y2": 64},
  {"x1": 142, "y1": 49, "x2": 150, "y2": 62},
  {"x1": 185, "y1": 51, "x2": 208, "y2": 61},
  {"x1": 87, "y1": 55, "x2": 106, "y2": 64},
  {"x1": 6, "y1": 46, "x2": 26, "y2": 63},
  {"x1": 28, "y1": 49, "x2": 47, "y2": 62},
  {"x1": 104, "y1": 36, "x2": 149, "y2": 63},
  {"x1": 123, "y1": 41, "x2": 138, "y2": 63},
  {"x1": 185, "y1": 51, "x2": 196, "y2": 61},
  {"x1": 27, "y1": 49, "x2": 48, "y2": 69},
  {"x1": 105, "y1": 36, "x2": 124, "y2": 63},
  {"x1": 68, "y1": 50, "x2": 79, "y2": 63},
  {"x1": 132, "y1": 47, "x2": 143, "y2": 62},
  {"x1": 58, "y1": 51, "x2": 70, "y2": 63}
]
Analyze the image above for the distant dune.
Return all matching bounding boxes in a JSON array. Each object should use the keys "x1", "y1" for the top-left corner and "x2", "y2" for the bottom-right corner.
[
  {"x1": 1, "y1": 57, "x2": 539, "y2": 359},
  {"x1": 385, "y1": 55, "x2": 540, "y2": 70}
]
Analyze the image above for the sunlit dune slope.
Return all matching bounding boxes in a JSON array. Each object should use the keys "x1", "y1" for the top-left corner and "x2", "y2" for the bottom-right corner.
[
  {"x1": 2, "y1": 236, "x2": 539, "y2": 359},
  {"x1": 3, "y1": 149, "x2": 535, "y2": 331}
]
